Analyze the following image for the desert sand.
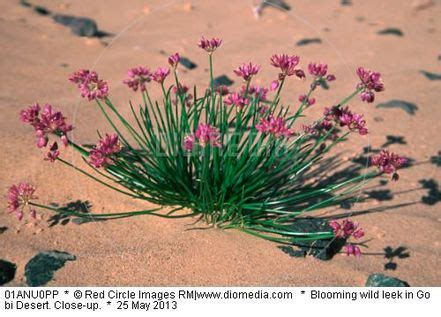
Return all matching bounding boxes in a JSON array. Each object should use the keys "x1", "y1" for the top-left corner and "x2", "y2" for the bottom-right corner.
[{"x1": 0, "y1": 0, "x2": 440, "y2": 286}]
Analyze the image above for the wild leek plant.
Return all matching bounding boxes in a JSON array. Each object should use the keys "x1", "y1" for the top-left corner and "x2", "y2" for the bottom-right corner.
[{"x1": 11, "y1": 36, "x2": 406, "y2": 256}]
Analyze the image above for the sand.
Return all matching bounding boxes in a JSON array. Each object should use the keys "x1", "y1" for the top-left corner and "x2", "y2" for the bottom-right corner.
[{"x1": 0, "y1": 0, "x2": 440, "y2": 286}]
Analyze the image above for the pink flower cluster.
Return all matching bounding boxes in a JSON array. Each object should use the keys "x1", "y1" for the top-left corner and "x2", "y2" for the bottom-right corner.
[
  {"x1": 356, "y1": 67, "x2": 384, "y2": 103},
  {"x1": 168, "y1": 53, "x2": 180, "y2": 69},
  {"x1": 215, "y1": 85, "x2": 230, "y2": 96},
  {"x1": 234, "y1": 62, "x2": 260, "y2": 81},
  {"x1": 330, "y1": 219, "x2": 364, "y2": 239},
  {"x1": 123, "y1": 66, "x2": 152, "y2": 92},
  {"x1": 270, "y1": 54, "x2": 305, "y2": 80},
  {"x1": 184, "y1": 124, "x2": 221, "y2": 150},
  {"x1": 302, "y1": 120, "x2": 334, "y2": 137},
  {"x1": 7, "y1": 182, "x2": 37, "y2": 221},
  {"x1": 69, "y1": 69, "x2": 109, "y2": 101},
  {"x1": 308, "y1": 62, "x2": 336, "y2": 81},
  {"x1": 371, "y1": 150, "x2": 407, "y2": 181},
  {"x1": 20, "y1": 103, "x2": 73, "y2": 161},
  {"x1": 172, "y1": 84, "x2": 192, "y2": 107},
  {"x1": 198, "y1": 36, "x2": 222, "y2": 53},
  {"x1": 224, "y1": 92, "x2": 250, "y2": 109},
  {"x1": 152, "y1": 67, "x2": 170, "y2": 84},
  {"x1": 256, "y1": 115, "x2": 294, "y2": 138},
  {"x1": 324, "y1": 106, "x2": 368, "y2": 135},
  {"x1": 329, "y1": 219, "x2": 365, "y2": 256},
  {"x1": 241, "y1": 85, "x2": 269, "y2": 102},
  {"x1": 298, "y1": 94, "x2": 316, "y2": 106},
  {"x1": 88, "y1": 134, "x2": 122, "y2": 168}
]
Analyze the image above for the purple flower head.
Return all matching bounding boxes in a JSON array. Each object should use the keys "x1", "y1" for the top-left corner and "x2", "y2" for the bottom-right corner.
[
  {"x1": 69, "y1": 69, "x2": 109, "y2": 101},
  {"x1": 299, "y1": 94, "x2": 316, "y2": 106},
  {"x1": 234, "y1": 62, "x2": 260, "y2": 81},
  {"x1": 168, "y1": 53, "x2": 180, "y2": 69},
  {"x1": 256, "y1": 115, "x2": 293, "y2": 138},
  {"x1": 308, "y1": 62, "x2": 328, "y2": 77},
  {"x1": 326, "y1": 74, "x2": 336, "y2": 81},
  {"x1": 324, "y1": 106, "x2": 368, "y2": 135},
  {"x1": 20, "y1": 103, "x2": 40, "y2": 127},
  {"x1": 198, "y1": 36, "x2": 222, "y2": 53},
  {"x1": 152, "y1": 67, "x2": 170, "y2": 84},
  {"x1": 270, "y1": 80, "x2": 279, "y2": 91},
  {"x1": 123, "y1": 66, "x2": 152, "y2": 92},
  {"x1": 224, "y1": 92, "x2": 250, "y2": 109},
  {"x1": 371, "y1": 150, "x2": 407, "y2": 181},
  {"x1": 172, "y1": 84, "x2": 192, "y2": 107},
  {"x1": 270, "y1": 54, "x2": 301, "y2": 80},
  {"x1": 215, "y1": 85, "x2": 230, "y2": 96},
  {"x1": 183, "y1": 134, "x2": 195, "y2": 151},
  {"x1": 7, "y1": 182, "x2": 38, "y2": 221},
  {"x1": 329, "y1": 219, "x2": 364, "y2": 240},
  {"x1": 356, "y1": 67, "x2": 384, "y2": 103},
  {"x1": 172, "y1": 84, "x2": 189, "y2": 95},
  {"x1": 195, "y1": 124, "x2": 222, "y2": 148},
  {"x1": 20, "y1": 103, "x2": 73, "y2": 151},
  {"x1": 88, "y1": 133, "x2": 121, "y2": 168},
  {"x1": 244, "y1": 85, "x2": 269, "y2": 102},
  {"x1": 45, "y1": 142, "x2": 59, "y2": 163},
  {"x1": 344, "y1": 244, "x2": 361, "y2": 257}
]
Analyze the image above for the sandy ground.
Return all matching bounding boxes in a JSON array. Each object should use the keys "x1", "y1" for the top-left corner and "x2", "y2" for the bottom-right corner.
[{"x1": 0, "y1": 0, "x2": 440, "y2": 286}]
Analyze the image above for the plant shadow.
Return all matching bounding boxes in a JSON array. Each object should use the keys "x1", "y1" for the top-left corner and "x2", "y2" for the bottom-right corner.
[
  {"x1": 384, "y1": 246, "x2": 410, "y2": 270},
  {"x1": 47, "y1": 200, "x2": 99, "y2": 226}
]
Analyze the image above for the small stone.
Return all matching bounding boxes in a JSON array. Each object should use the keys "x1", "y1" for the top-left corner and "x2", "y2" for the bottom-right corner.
[
  {"x1": 33, "y1": 6, "x2": 51, "y2": 16},
  {"x1": 365, "y1": 273, "x2": 409, "y2": 287},
  {"x1": 213, "y1": 75, "x2": 234, "y2": 87},
  {"x1": 289, "y1": 218, "x2": 346, "y2": 261},
  {"x1": 179, "y1": 57, "x2": 197, "y2": 70},
  {"x1": 53, "y1": 15, "x2": 98, "y2": 37},
  {"x1": 377, "y1": 28, "x2": 404, "y2": 37},
  {"x1": 143, "y1": 6, "x2": 151, "y2": 15},
  {"x1": 19, "y1": 0, "x2": 31, "y2": 7},
  {"x1": 341, "y1": 0, "x2": 352, "y2": 6},
  {"x1": 0, "y1": 260, "x2": 16, "y2": 285},
  {"x1": 25, "y1": 251, "x2": 76, "y2": 287},
  {"x1": 420, "y1": 70, "x2": 441, "y2": 81},
  {"x1": 296, "y1": 38, "x2": 322, "y2": 46}
]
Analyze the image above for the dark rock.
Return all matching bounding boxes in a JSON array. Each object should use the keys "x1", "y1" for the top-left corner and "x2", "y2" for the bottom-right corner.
[
  {"x1": 341, "y1": 0, "x2": 352, "y2": 6},
  {"x1": 213, "y1": 75, "x2": 234, "y2": 87},
  {"x1": 0, "y1": 260, "x2": 16, "y2": 285},
  {"x1": 25, "y1": 251, "x2": 76, "y2": 286},
  {"x1": 377, "y1": 28, "x2": 404, "y2": 37},
  {"x1": 179, "y1": 57, "x2": 197, "y2": 70},
  {"x1": 0, "y1": 226, "x2": 7, "y2": 234},
  {"x1": 376, "y1": 100, "x2": 418, "y2": 115},
  {"x1": 33, "y1": 5, "x2": 51, "y2": 16},
  {"x1": 289, "y1": 218, "x2": 346, "y2": 261},
  {"x1": 53, "y1": 15, "x2": 103, "y2": 37},
  {"x1": 19, "y1": 0, "x2": 31, "y2": 7},
  {"x1": 365, "y1": 273, "x2": 409, "y2": 287},
  {"x1": 420, "y1": 70, "x2": 441, "y2": 81},
  {"x1": 260, "y1": 0, "x2": 291, "y2": 11},
  {"x1": 296, "y1": 38, "x2": 322, "y2": 46}
]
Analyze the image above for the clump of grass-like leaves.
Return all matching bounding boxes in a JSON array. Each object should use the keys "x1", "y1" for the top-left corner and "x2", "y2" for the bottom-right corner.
[{"x1": 13, "y1": 37, "x2": 407, "y2": 255}]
